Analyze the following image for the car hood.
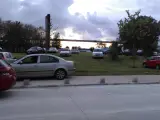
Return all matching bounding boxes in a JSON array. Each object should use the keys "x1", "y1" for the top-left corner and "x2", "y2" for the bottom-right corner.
[{"x1": 93, "y1": 52, "x2": 103, "y2": 54}]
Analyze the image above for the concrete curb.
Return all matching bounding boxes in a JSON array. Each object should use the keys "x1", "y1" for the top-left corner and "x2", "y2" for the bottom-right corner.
[{"x1": 13, "y1": 82, "x2": 160, "y2": 89}]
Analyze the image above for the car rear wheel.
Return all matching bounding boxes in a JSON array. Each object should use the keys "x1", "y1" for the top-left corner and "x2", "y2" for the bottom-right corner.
[
  {"x1": 55, "y1": 69, "x2": 67, "y2": 80},
  {"x1": 156, "y1": 65, "x2": 160, "y2": 70}
]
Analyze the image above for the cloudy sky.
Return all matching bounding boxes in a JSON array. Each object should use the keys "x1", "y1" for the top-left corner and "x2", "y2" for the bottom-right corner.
[{"x1": 0, "y1": 0, "x2": 159, "y2": 41}]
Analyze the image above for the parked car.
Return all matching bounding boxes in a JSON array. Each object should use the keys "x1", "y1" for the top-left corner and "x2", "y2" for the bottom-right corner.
[
  {"x1": 143, "y1": 56, "x2": 160, "y2": 69},
  {"x1": 43, "y1": 48, "x2": 47, "y2": 53},
  {"x1": 0, "y1": 59, "x2": 16, "y2": 91},
  {"x1": 79, "y1": 48, "x2": 91, "y2": 52},
  {"x1": 123, "y1": 49, "x2": 132, "y2": 56},
  {"x1": 71, "y1": 49, "x2": 80, "y2": 54},
  {"x1": 153, "y1": 51, "x2": 158, "y2": 56},
  {"x1": 137, "y1": 50, "x2": 143, "y2": 56},
  {"x1": 0, "y1": 52, "x2": 17, "y2": 63},
  {"x1": 48, "y1": 47, "x2": 58, "y2": 53},
  {"x1": 59, "y1": 48, "x2": 71, "y2": 57},
  {"x1": 11, "y1": 54, "x2": 76, "y2": 80},
  {"x1": 102, "y1": 47, "x2": 109, "y2": 54},
  {"x1": 92, "y1": 48, "x2": 104, "y2": 58},
  {"x1": 26, "y1": 46, "x2": 45, "y2": 54}
]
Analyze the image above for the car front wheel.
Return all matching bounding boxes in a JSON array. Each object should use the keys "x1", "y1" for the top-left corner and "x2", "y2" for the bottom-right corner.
[{"x1": 55, "y1": 69, "x2": 67, "y2": 80}]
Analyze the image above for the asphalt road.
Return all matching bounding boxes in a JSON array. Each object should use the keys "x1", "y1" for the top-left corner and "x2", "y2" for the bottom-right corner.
[{"x1": 1, "y1": 85, "x2": 160, "y2": 120}]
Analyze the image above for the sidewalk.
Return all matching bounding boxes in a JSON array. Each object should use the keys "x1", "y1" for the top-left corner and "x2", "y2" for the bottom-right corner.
[{"x1": 14, "y1": 75, "x2": 160, "y2": 88}]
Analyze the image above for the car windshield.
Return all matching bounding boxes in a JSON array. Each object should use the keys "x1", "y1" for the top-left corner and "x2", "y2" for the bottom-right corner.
[
  {"x1": 61, "y1": 49, "x2": 69, "y2": 51},
  {"x1": 93, "y1": 49, "x2": 102, "y2": 52},
  {"x1": 30, "y1": 47, "x2": 37, "y2": 50},
  {"x1": 49, "y1": 47, "x2": 56, "y2": 50}
]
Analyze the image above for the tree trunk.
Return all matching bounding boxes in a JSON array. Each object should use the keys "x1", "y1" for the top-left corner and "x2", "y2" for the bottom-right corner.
[{"x1": 132, "y1": 44, "x2": 136, "y2": 68}]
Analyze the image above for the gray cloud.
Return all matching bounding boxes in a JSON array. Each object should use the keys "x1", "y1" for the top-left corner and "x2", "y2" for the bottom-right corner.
[{"x1": 0, "y1": 0, "x2": 160, "y2": 40}]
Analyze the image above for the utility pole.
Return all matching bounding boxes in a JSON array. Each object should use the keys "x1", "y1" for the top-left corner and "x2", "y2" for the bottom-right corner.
[{"x1": 45, "y1": 14, "x2": 50, "y2": 49}]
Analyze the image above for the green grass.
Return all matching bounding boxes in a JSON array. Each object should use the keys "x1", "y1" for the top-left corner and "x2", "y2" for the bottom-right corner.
[{"x1": 13, "y1": 52, "x2": 160, "y2": 75}]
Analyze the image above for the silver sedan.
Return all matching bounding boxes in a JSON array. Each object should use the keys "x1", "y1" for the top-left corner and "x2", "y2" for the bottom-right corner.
[{"x1": 11, "y1": 54, "x2": 76, "y2": 80}]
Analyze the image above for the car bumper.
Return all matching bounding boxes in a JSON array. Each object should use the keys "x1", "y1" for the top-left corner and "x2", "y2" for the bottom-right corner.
[
  {"x1": 68, "y1": 68, "x2": 76, "y2": 75},
  {"x1": 92, "y1": 55, "x2": 104, "y2": 58},
  {"x1": 0, "y1": 75, "x2": 16, "y2": 91}
]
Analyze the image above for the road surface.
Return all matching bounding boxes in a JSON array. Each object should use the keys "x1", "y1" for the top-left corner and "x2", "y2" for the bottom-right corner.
[{"x1": 1, "y1": 85, "x2": 160, "y2": 120}]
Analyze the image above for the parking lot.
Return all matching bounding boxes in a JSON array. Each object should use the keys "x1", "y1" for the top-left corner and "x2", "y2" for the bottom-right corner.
[{"x1": 13, "y1": 52, "x2": 160, "y2": 76}]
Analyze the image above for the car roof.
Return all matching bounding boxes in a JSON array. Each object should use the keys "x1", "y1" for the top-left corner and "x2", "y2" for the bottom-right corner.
[
  {"x1": 24, "y1": 54, "x2": 65, "y2": 60},
  {"x1": 0, "y1": 52, "x2": 11, "y2": 53}
]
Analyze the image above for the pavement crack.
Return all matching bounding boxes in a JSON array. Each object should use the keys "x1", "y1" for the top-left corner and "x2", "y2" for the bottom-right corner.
[{"x1": 68, "y1": 95, "x2": 89, "y2": 120}]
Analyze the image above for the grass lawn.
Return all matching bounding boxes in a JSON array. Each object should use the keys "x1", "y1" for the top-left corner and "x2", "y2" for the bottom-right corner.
[{"x1": 13, "y1": 52, "x2": 160, "y2": 75}]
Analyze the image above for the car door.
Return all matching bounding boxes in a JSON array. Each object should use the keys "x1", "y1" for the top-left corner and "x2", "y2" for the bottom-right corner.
[
  {"x1": 37, "y1": 55, "x2": 59, "y2": 77},
  {"x1": 15, "y1": 55, "x2": 40, "y2": 77}
]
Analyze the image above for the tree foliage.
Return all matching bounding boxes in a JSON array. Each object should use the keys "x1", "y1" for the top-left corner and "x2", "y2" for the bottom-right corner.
[
  {"x1": 96, "y1": 42, "x2": 106, "y2": 48},
  {"x1": 66, "y1": 46, "x2": 69, "y2": 49},
  {"x1": 118, "y1": 10, "x2": 160, "y2": 57},
  {"x1": 52, "y1": 32, "x2": 61, "y2": 49},
  {"x1": 0, "y1": 19, "x2": 44, "y2": 52},
  {"x1": 90, "y1": 47, "x2": 94, "y2": 52}
]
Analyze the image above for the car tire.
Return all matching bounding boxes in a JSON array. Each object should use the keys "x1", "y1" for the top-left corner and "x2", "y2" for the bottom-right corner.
[
  {"x1": 156, "y1": 65, "x2": 160, "y2": 70},
  {"x1": 55, "y1": 69, "x2": 67, "y2": 80}
]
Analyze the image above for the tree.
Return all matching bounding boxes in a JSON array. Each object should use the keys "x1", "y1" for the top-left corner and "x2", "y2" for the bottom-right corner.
[
  {"x1": 0, "y1": 19, "x2": 43, "y2": 52},
  {"x1": 118, "y1": 10, "x2": 160, "y2": 57},
  {"x1": 66, "y1": 46, "x2": 69, "y2": 49},
  {"x1": 52, "y1": 32, "x2": 61, "y2": 49},
  {"x1": 96, "y1": 42, "x2": 106, "y2": 48},
  {"x1": 78, "y1": 46, "x2": 81, "y2": 50},
  {"x1": 90, "y1": 47, "x2": 94, "y2": 52},
  {"x1": 109, "y1": 42, "x2": 119, "y2": 61}
]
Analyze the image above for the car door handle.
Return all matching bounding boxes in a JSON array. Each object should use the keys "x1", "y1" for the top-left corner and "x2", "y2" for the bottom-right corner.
[{"x1": 34, "y1": 65, "x2": 38, "y2": 67}]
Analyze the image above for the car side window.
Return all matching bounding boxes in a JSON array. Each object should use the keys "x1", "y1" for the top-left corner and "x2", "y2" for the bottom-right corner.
[
  {"x1": 21, "y1": 56, "x2": 38, "y2": 64},
  {"x1": 40, "y1": 55, "x2": 59, "y2": 63}
]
